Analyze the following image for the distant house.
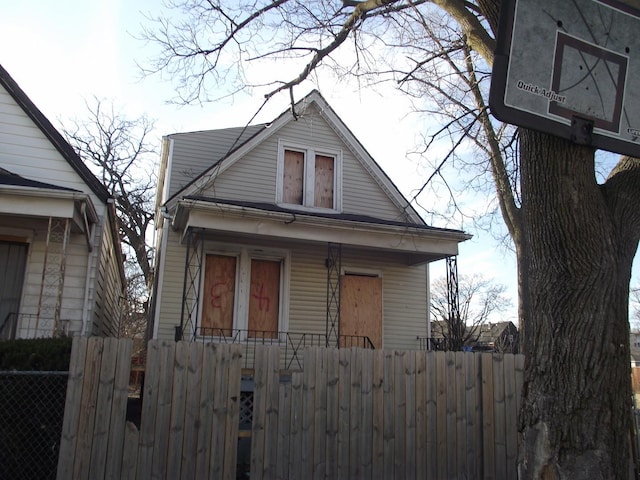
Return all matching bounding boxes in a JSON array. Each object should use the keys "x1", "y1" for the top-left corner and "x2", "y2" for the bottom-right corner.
[
  {"x1": 149, "y1": 90, "x2": 470, "y2": 359},
  {"x1": 0, "y1": 64, "x2": 125, "y2": 339},
  {"x1": 430, "y1": 320, "x2": 519, "y2": 353}
]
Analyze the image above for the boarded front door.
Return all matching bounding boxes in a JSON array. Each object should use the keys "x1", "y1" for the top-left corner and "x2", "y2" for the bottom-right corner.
[
  {"x1": 340, "y1": 274, "x2": 382, "y2": 348},
  {"x1": 0, "y1": 241, "x2": 28, "y2": 339}
]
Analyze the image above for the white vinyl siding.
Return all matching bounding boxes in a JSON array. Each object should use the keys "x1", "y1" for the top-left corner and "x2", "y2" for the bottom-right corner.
[
  {"x1": 0, "y1": 83, "x2": 125, "y2": 338},
  {"x1": 155, "y1": 232, "x2": 428, "y2": 350}
]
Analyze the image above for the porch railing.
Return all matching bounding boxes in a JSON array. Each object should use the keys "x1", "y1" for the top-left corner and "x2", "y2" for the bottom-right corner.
[{"x1": 175, "y1": 327, "x2": 375, "y2": 370}]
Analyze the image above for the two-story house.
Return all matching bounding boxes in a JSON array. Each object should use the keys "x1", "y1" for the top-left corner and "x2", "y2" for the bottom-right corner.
[
  {"x1": 0, "y1": 64, "x2": 125, "y2": 339},
  {"x1": 149, "y1": 90, "x2": 470, "y2": 367}
]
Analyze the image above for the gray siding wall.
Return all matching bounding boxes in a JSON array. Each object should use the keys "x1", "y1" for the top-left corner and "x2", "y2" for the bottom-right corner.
[
  {"x1": 155, "y1": 230, "x2": 428, "y2": 350},
  {"x1": 167, "y1": 106, "x2": 404, "y2": 221}
]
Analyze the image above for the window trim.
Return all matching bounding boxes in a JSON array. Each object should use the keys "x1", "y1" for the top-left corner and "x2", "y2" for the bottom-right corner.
[
  {"x1": 198, "y1": 243, "x2": 291, "y2": 339},
  {"x1": 276, "y1": 139, "x2": 343, "y2": 212}
]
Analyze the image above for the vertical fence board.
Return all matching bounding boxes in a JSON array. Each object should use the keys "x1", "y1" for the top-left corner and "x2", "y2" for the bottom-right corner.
[
  {"x1": 455, "y1": 352, "x2": 467, "y2": 479},
  {"x1": 394, "y1": 351, "x2": 407, "y2": 477},
  {"x1": 425, "y1": 352, "x2": 438, "y2": 480},
  {"x1": 151, "y1": 340, "x2": 176, "y2": 479},
  {"x1": 405, "y1": 351, "x2": 417, "y2": 480},
  {"x1": 415, "y1": 351, "x2": 427, "y2": 479},
  {"x1": 482, "y1": 353, "x2": 496, "y2": 479},
  {"x1": 383, "y1": 350, "x2": 395, "y2": 479},
  {"x1": 209, "y1": 344, "x2": 230, "y2": 478},
  {"x1": 120, "y1": 421, "x2": 139, "y2": 480},
  {"x1": 493, "y1": 354, "x2": 507, "y2": 479},
  {"x1": 180, "y1": 342, "x2": 204, "y2": 480},
  {"x1": 465, "y1": 352, "x2": 481, "y2": 479},
  {"x1": 371, "y1": 349, "x2": 385, "y2": 476},
  {"x1": 223, "y1": 345, "x2": 242, "y2": 480},
  {"x1": 337, "y1": 348, "x2": 351, "y2": 479},
  {"x1": 276, "y1": 381, "x2": 291, "y2": 480},
  {"x1": 445, "y1": 351, "x2": 458, "y2": 478},
  {"x1": 251, "y1": 346, "x2": 268, "y2": 480},
  {"x1": 73, "y1": 337, "x2": 104, "y2": 480},
  {"x1": 360, "y1": 348, "x2": 374, "y2": 479},
  {"x1": 313, "y1": 348, "x2": 327, "y2": 479},
  {"x1": 263, "y1": 346, "x2": 280, "y2": 479},
  {"x1": 325, "y1": 348, "x2": 340, "y2": 479},
  {"x1": 504, "y1": 353, "x2": 518, "y2": 479},
  {"x1": 195, "y1": 343, "x2": 217, "y2": 478},
  {"x1": 289, "y1": 372, "x2": 303, "y2": 479},
  {"x1": 57, "y1": 336, "x2": 88, "y2": 479},
  {"x1": 350, "y1": 348, "x2": 363, "y2": 478},
  {"x1": 136, "y1": 340, "x2": 161, "y2": 478},
  {"x1": 301, "y1": 348, "x2": 316, "y2": 479},
  {"x1": 166, "y1": 341, "x2": 188, "y2": 479},
  {"x1": 89, "y1": 337, "x2": 118, "y2": 479},
  {"x1": 435, "y1": 352, "x2": 448, "y2": 479},
  {"x1": 105, "y1": 338, "x2": 132, "y2": 480}
]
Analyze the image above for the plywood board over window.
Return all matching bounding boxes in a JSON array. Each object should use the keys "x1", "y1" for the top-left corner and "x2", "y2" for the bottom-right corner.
[
  {"x1": 340, "y1": 274, "x2": 383, "y2": 348},
  {"x1": 248, "y1": 259, "x2": 280, "y2": 338},
  {"x1": 314, "y1": 154, "x2": 334, "y2": 208},
  {"x1": 283, "y1": 149, "x2": 304, "y2": 205},
  {"x1": 202, "y1": 254, "x2": 236, "y2": 336}
]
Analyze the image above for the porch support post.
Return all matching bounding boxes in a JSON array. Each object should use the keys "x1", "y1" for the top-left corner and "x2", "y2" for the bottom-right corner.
[
  {"x1": 36, "y1": 217, "x2": 70, "y2": 337},
  {"x1": 178, "y1": 228, "x2": 204, "y2": 341},
  {"x1": 325, "y1": 242, "x2": 342, "y2": 347},
  {"x1": 446, "y1": 255, "x2": 462, "y2": 350}
]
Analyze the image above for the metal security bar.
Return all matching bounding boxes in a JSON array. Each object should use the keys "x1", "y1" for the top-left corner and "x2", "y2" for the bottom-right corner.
[
  {"x1": 325, "y1": 242, "x2": 342, "y2": 347},
  {"x1": 183, "y1": 328, "x2": 374, "y2": 370}
]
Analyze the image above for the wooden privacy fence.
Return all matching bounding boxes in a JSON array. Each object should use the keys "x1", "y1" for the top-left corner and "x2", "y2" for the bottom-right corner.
[{"x1": 57, "y1": 338, "x2": 524, "y2": 479}]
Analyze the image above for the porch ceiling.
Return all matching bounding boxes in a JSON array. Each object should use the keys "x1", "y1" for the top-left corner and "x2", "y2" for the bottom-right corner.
[{"x1": 172, "y1": 199, "x2": 471, "y2": 265}]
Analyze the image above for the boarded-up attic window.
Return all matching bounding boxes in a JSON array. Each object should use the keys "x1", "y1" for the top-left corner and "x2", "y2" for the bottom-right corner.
[
  {"x1": 202, "y1": 254, "x2": 236, "y2": 336},
  {"x1": 314, "y1": 154, "x2": 334, "y2": 209},
  {"x1": 283, "y1": 149, "x2": 304, "y2": 205},
  {"x1": 248, "y1": 259, "x2": 280, "y2": 338}
]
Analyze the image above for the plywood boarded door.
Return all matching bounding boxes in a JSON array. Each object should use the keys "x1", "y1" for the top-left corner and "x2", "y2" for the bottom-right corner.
[
  {"x1": 340, "y1": 274, "x2": 382, "y2": 348},
  {"x1": 248, "y1": 259, "x2": 280, "y2": 338},
  {"x1": 202, "y1": 254, "x2": 236, "y2": 336}
]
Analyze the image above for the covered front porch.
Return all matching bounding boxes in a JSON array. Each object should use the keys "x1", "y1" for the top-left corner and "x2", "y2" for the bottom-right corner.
[{"x1": 163, "y1": 199, "x2": 469, "y2": 367}]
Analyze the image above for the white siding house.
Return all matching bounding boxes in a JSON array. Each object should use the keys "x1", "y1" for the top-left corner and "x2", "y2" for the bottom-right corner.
[
  {"x1": 0, "y1": 64, "x2": 125, "y2": 339},
  {"x1": 150, "y1": 90, "x2": 470, "y2": 361}
]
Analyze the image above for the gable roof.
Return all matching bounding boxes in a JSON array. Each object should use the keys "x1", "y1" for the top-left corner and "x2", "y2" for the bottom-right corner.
[
  {"x1": 0, "y1": 167, "x2": 81, "y2": 192},
  {"x1": 163, "y1": 90, "x2": 425, "y2": 225},
  {"x1": 0, "y1": 64, "x2": 110, "y2": 203}
]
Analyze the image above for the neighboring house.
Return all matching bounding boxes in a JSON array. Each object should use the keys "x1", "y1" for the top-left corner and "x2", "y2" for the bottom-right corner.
[
  {"x1": 149, "y1": 90, "x2": 470, "y2": 360},
  {"x1": 430, "y1": 320, "x2": 519, "y2": 353},
  {"x1": 0, "y1": 64, "x2": 125, "y2": 339}
]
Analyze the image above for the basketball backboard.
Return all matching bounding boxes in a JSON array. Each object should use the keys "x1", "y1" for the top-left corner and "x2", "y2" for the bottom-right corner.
[{"x1": 490, "y1": 0, "x2": 640, "y2": 157}]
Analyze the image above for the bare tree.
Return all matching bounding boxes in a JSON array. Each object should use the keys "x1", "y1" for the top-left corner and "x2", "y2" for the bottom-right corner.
[
  {"x1": 633, "y1": 285, "x2": 640, "y2": 332},
  {"x1": 430, "y1": 273, "x2": 511, "y2": 351},
  {"x1": 63, "y1": 99, "x2": 156, "y2": 351},
  {"x1": 141, "y1": 1, "x2": 640, "y2": 477}
]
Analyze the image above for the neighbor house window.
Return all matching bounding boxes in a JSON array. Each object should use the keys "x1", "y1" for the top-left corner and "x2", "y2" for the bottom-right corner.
[
  {"x1": 277, "y1": 140, "x2": 342, "y2": 211},
  {"x1": 200, "y1": 247, "x2": 290, "y2": 338}
]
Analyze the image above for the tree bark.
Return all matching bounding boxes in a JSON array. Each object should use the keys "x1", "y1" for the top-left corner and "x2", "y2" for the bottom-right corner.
[{"x1": 518, "y1": 129, "x2": 633, "y2": 479}]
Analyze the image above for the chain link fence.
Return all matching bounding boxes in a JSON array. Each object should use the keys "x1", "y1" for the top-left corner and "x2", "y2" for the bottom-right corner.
[{"x1": 0, "y1": 371, "x2": 68, "y2": 479}]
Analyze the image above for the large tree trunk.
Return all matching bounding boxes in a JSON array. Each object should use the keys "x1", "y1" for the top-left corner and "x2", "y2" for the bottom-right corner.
[{"x1": 517, "y1": 129, "x2": 633, "y2": 479}]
